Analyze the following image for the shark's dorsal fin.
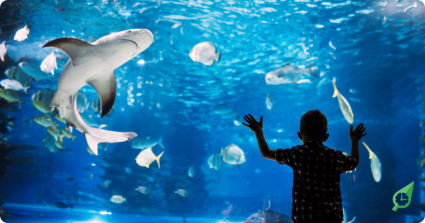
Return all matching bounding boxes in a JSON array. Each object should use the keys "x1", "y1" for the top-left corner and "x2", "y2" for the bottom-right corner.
[
  {"x1": 43, "y1": 38, "x2": 91, "y2": 66},
  {"x1": 86, "y1": 70, "x2": 116, "y2": 118}
]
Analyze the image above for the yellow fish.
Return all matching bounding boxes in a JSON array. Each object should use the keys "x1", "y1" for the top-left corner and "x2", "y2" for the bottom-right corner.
[
  {"x1": 33, "y1": 115, "x2": 56, "y2": 127},
  {"x1": 60, "y1": 128, "x2": 76, "y2": 141},
  {"x1": 332, "y1": 79, "x2": 354, "y2": 124},
  {"x1": 0, "y1": 88, "x2": 23, "y2": 109},
  {"x1": 55, "y1": 114, "x2": 66, "y2": 124},
  {"x1": 54, "y1": 140, "x2": 63, "y2": 149},
  {"x1": 135, "y1": 148, "x2": 164, "y2": 168},
  {"x1": 363, "y1": 142, "x2": 382, "y2": 182},
  {"x1": 47, "y1": 126, "x2": 65, "y2": 142},
  {"x1": 32, "y1": 89, "x2": 55, "y2": 113}
]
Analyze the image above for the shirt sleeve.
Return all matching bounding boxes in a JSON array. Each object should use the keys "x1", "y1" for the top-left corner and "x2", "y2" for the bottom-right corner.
[
  {"x1": 275, "y1": 148, "x2": 294, "y2": 167},
  {"x1": 337, "y1": 151, "x2": 358, "y2": 173}
]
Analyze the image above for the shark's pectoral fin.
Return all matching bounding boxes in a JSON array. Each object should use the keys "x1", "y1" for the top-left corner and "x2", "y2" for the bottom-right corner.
[
  {"x1": 42, "y1": 38, "x2": 91, "y2": 66},
  {"x1": 87, "y1": 71, "x2": 116, "y2": 118}
]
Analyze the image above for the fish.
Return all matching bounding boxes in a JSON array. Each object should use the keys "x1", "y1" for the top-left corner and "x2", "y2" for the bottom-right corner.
[
  {"x1": 135, "y1": 147, "x2": 164, "y2": 168},
  {"x1": 0, "y1": 79, "x2": 30, "y2": 93},
  {"x1": 47, "y1": 126, "x2": 65, "y2": 141},
  {"x1": 188, "y1": 165, "x2": 194, "y2": 178},
  {"x1": 265, "y1": 63, "x2": 318, "y2": 85},
  {"x1": 208, "y1": 153, "x2": 222, "y2": 171},
  {"x1": 54, "y1": 140, "x2": 63, "y2": 149},
  {"x1": 32, "y1": 89, "x2": 55, "y2": 113},
  {"x1": 102, "y1": 180, "x2": 111, "y2": 188},
  {"x1": 132, "y1": 137, "x2": 164, "y2": 150},
  {"x1": 0, "y1": 41, "x2": 6, "y2": 61},
  {"x1": 404, "y1": 2, "x2": 417, "y2": 13},
  {"x1": 76, "y1": 92, "x2": 90, "y2": 113},
  {"x1": 135, "y1": 186, "x2": 149, "y2": 194},
  {"x1": 55, "y1": 114, "x2": 66, "y2": 124},
  {"x1": 243, "y1": 210, "x2": 293, "y2": 223},
  {"x1": 14, "y1": 25, "x2": 30, "y2": 41},
  {"x1": 125, "y1": 167, "x2": 133, "y2": 174},
  {"x1": 91, "y1": 97, "x2": 114, "y2": 116},
  {"x1": 40, "y1": 51, "x2": 58, "y2": 75},
  {"x1": 61, "y1": 128, "x2": 76, "y2": 141},
  {"x1": 363, "y1": 142, "x2": 381, "y2": 182},
  {"x1": 342, "y1": 207, "x2": 356, "y2": 223},
  {"x1": 213, "y1": 104, "x2": 233, "y2": 115},
  {"x1": 332, "y1": 78, "x2": 354, "y2": 124},
  {"x1": 189, "y1": 41, "x2": 221, "y2": 66},
  {"x1": 43, "y1": 29, "x2": 154, "y2": 118},
  {"x1": 55, "y1": 201, "x2": 73, "y2": 209},
  {"x1": 266, "y1": 93, "x2": 274, "y2": 111},
  {"x1": 63, "y1": 93, "x2": 138, "y2": 155},
  {"x1": 18, "y1": 61, "x2": 55, "y2": 81},
  {"x1": 329, "y1": 41, "x2": 336, "y2": 50},
  {"x1": 174, "y1": 189, "x2": 188, "y2": 197},
  {"x1": 79, "y1": 113, "x2": 106, "y2": 128},
  {"x1": 33, "y1": 115, "x2": 56, "y2": 127},
  {"x1": 4, "y1": 66, "x2": 32, "y2": 88},
  {"x1": 44, "y1": 135, "x2": 58, "y2": 152},
  {"x1": 220, "y1": 144, "x2": 246, "y2": 165},
  {"x1": 0, "y1": 88, "x2": 23, "y2": 109},
  {"x1": 110, "y1": 195, "x2": 126, "y2": 204}
]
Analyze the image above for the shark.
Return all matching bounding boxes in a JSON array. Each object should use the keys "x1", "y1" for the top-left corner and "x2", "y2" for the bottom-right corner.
[
  {"x1": 65, "y1": 92, "x2": 137, "y2": 155},
  {"x1": 43, "y1": 29, "x2": 154, "y2": 118}
]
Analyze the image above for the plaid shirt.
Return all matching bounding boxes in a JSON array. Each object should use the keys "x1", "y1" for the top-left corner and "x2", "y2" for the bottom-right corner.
[{"x1": 275, "y1": 141, "x2": 358, "y2": 222}]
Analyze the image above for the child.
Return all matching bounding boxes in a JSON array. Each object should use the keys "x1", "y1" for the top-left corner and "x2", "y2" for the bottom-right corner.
[{"x1": 243, "y1": 110, "x2": 366, "y2": 223}]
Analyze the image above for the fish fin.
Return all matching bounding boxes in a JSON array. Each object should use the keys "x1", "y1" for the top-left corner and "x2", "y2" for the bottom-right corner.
[
  {"x1": 156, "y1": 151, "x2": 164, "y2": 169},
  {"x1": 86, "y1": 70, "x2": 116, "y2": 118},
  {"x1": 43, "y1": 38, "x2": 91, "y2": 66},
  {"x1": 1, "y1": 55, "x2": 4, "y2": 61},
  {"x1": 362, "y1": 142, "x2": 374, "y2": 159},
  {"x1": 158, "y1": 138, "x2": 164, "y2": 148},
  {"x1": 307, "y1": 63, "x2": 318, "y2": 77},
  {"x1": 59, "y1": 135, "x2": 65, "y2": 142},
  {"x1": 293, "y1": 81, "x2": 299, "y2": 85},
  {"x1": 215, "y1": 52, "x2": 221, "y2": 63},
  {"x1": 71, "y1": 136, "x2": 76, "y2": 141},
  {"x1": 24, "y1": 86, "x2": 30, "y2": 94},
  {"x1": 99, "y1": 124, "x2": 107, "y2": 129},
  {"x1": 332, "y1": 79, "x2": 339, "y2": 98},
  {"x1": 18, "y1": 100, "x2": 23, "y2": 109}
]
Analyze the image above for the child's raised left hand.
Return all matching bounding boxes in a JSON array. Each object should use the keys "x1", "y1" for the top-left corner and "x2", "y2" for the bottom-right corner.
[{"x1": 243, "y1": 114, "x2": 263, "y2": 133}]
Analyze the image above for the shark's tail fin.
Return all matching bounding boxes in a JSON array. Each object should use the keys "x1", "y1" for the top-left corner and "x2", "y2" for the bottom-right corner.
[
  {"x1": 85, "y1": 128, "x2": 138, "y2": 155},
  {"x1": 307, "y1": 63, "x2": 318, "y2": 77}
]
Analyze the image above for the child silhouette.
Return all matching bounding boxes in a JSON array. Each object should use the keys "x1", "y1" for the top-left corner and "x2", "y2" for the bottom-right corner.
[{"x1": 243, "y1": 110, "x2": 366, "y2": 223}]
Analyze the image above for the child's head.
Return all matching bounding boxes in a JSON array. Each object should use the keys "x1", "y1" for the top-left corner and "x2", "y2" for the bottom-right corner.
[{"x1": 298, "y1": 109, "x2": 329, "y2": 143}]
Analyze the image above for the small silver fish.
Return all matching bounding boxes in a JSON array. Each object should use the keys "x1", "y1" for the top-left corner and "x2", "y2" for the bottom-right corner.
[
  {"x1": 0, "y1": 79, "x2": 30, "y2": 93},
  {"x1": 266, "y1": 93, "x2": 274, "y2": 110},
  {"x1": 265, "y1": 63, "x2": 318, "y2": 85},
  {"x1": 40, "y1": 51, "x2": 58, "y2": 75},
  {"x1": 189, "y1": 41, "x2": 221, "y2": 66},
  {"x1": 14, "y1": 25, "x2": 29, "y2": 42}
]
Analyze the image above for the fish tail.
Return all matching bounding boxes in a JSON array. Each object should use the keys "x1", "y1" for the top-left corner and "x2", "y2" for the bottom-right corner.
[
  {"x1": 1, "y1": 55, "x2": 4, "y2": 61},
  {"x1": 59, "y1": 135, "x2": 65, "y2": 142},
  {"x1": 332, "y1": 79, "x2": 339, "y2": 98},
  {"x1": 307, "y1": 63, "x2": 318, "y2": 77},
  {"x1": 220, "y1": 148, "x2": 224, "y2": 156},
  {"x1": 18, "y1": 99, "x2": 24, "y2": 109},
  {"x1": 71, "y1": 136, "x2": 76, "y2": 141},
  {"x1": 158, "y1": 138, "x2": 164, "y2": 148},
  {"x1": 24, "y1": 86, "x2": 30, "y2": 94},
  {"x1": 215, "y1": 52, "x2": 221, "y2": 63},
  {"x1": 362, "y1": 142, "x2": 373, "y2": 159},
  {"x1": 156, "y1": 151, "x2": 164, "y2": 169}
]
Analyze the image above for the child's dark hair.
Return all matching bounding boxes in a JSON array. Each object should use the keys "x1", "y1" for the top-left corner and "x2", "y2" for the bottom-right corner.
[{"x1": 300, "y1": 109, "x2": 328, "y2": 139}]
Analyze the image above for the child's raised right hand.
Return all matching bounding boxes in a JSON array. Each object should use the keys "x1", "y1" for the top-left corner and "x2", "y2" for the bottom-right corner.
[
  {"x1": 243, "y1": 114, "x2": 263, "y2": 133},
  {"x1": 350, "y1": 123, "x2": 367, "y2": 141}
]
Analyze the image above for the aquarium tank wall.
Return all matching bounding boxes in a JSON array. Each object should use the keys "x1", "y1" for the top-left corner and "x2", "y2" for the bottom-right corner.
[{"x1": 0, "y1": 0, "x2": 424, "y2": 222}]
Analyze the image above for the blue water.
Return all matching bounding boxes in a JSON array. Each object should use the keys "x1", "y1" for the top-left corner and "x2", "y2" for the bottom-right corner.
[{"x1": 0, "y1": 0, "x2": 424, "y2": 222}]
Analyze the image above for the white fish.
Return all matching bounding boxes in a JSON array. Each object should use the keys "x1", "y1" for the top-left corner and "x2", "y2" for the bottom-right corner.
[
  {"x1": 188, "y1": 165, "x2": 194, "y2": 178},
  {"x1": 14, "y1": 25, "x2": 30, "y2": 42},
  {"x1": 265, "y1": 93, "x2": 274, "y2": 110},
  {"x1": 110, "y1": 195, "x2": 126, "y2": 204},
  {"x1": 135, "y1": 147, "x2": 164, "y2": 168},
  {"x1": 0, "y1": 41, "x2": 6, "y2": 61},
  {"x1": 135, "y1": 186, "x2": 149, "y2": 194},
  {"x1": 208, "y1": 153, "x2": 222, "y2": 171},
  {"x1": 0, "y1": 79, "x2": 30, "y2": 93},
  {"x1": 329, "y1": 41, "x2": 336, "y2": 50},
  {"x1": 332, "y1": 78, "x2": 354, "y2": 124},
  {"x1": 132, "y1": 137, "x2": 164, "y2": 150},
  {"x1": 363, "y1": 142, "x2": 381, "y2": 182},
  {"x1": 189, "y1": 41, "x2": 221, "y2": 66},
  {"x1": 265, "y1": 63, "x2": 318, "y2": 85},
  {"x1": 76, "y1": 92, "x2": 90, "y2": 113},
  {"x1": 43, "y1": 29, "x2": 154, "y2": 118},
  {"x1": 0, "y1": 0, "x2": 6, "y2": 7},
  {"x1": 220, "y1": 144, "x2": 246, "y2": 165},
  {"x1": 64, "y1": 93, "x2": 137, "y2": 155},
  {"x1": 174, "y1": 189, "x2": 188, "y2": 197},
  {"x1": 40, "y1": 51, "x2": 58, "y2": 75},
  {"x1": 343, "y1": 207, "x2": 356, "y2": 223}
]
